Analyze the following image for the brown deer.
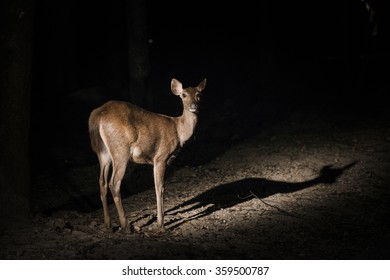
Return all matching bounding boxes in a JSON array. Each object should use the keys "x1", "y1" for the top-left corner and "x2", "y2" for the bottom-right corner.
[{"x1": 88, "y1": 78, "x2": 207, "y2": 232}]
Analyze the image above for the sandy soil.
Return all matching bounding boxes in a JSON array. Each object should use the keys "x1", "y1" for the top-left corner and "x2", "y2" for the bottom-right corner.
[{"x1": 1, "y1": 106, "x2": 390, "y2": 260}]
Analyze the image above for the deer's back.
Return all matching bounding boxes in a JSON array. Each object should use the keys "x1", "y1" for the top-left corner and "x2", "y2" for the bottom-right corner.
[{"x1": 90, "y1": 100, "x2": 179, "y2": 164}]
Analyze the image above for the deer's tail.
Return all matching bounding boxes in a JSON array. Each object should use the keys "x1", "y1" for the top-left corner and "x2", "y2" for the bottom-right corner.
[{"x1": 88, "y1": 109, "x2": 105, "y2": 154}]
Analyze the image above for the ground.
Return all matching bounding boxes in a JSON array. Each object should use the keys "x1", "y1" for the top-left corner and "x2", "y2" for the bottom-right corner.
[{"x1": 1, "y1": 102, "x2": 390, "y2": 259}]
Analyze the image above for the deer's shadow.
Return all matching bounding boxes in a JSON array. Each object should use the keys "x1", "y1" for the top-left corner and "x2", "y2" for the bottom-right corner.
[{"x1": 157, "y1": 162, "x2": 356, "y2": 230}]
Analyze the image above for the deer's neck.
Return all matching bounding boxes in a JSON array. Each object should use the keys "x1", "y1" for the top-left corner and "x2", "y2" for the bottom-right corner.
[{"x1": 175, "y1": 109, "x2": 198, "y2": 147}]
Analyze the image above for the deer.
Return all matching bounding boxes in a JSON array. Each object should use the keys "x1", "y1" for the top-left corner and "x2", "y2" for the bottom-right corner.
[{"x1": 88, "y1": 78, "x2": 207, "y2": 232}]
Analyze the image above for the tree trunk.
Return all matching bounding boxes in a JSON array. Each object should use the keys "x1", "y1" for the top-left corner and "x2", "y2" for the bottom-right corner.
[
  {"x1": 0, "y1": 0, "x2": 34, "y2": 228},
  {"x1": 125, "y1": 0, "x2": 152, "y2": 109}
]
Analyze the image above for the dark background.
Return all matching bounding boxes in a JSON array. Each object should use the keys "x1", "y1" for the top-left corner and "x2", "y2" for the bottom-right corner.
[
  {"x1": 1, "y1": 0, "x2": 389, "y2": 232},
  {"x1": 31, "y1": 0, "x2": 388, "y2": 176}
]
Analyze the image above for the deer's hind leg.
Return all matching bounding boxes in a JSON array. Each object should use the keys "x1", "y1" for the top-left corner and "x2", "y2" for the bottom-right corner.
[
  {"x1": 108, "y1": 149, "x2": 130, "y2": 232},
  {"x1": 98, "y1": 150, "x2": 112, "y2": 229}
]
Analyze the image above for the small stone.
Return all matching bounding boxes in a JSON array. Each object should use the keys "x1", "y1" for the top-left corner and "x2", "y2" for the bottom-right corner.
[
  {"x1": 89, "y1": 220, "x2": 98, "y2": 229},
  {"x1": 133, "y1": 225, "x2": 141, "y2": 232},
  {"x1": 72, "y1": 230, "x2": 87, "y2": 237},
  {"x1": 53, "y1": 219, "x2": 65, "y2": 233}
]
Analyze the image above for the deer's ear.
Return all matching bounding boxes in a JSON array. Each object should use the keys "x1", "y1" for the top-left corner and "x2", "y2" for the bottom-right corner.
[
  {"x1": 171, "y1": 78, "x2": 183, "y2": 95},
  {"x1": 196, "y1": 78, "x2": 207, "y2": 92}
]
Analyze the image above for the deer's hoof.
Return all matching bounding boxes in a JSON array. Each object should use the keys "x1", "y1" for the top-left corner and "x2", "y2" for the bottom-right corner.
[
  {"x1": 117, "y1": 224, "x2": 132, "y2": 234},
  {"x1": 146, "y1": 223, "x2": 167, "y2": 235}
]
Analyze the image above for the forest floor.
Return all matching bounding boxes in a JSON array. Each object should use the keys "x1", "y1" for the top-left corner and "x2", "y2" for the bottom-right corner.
[{"x1": 1, "y1": 102, "x2": 390, "y2": 260}]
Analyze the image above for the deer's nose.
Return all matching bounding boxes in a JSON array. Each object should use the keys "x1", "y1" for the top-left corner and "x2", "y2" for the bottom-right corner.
[{"x1": 188, "y1": 103, "x2": 198, "y2": 113}]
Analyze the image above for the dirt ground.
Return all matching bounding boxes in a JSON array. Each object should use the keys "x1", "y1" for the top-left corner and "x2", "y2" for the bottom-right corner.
[{"x1": 1, "y1": 102, "x2": 390, "y2": 260}]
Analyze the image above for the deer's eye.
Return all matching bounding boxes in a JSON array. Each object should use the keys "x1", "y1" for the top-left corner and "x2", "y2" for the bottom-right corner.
[{"x1": 181, "y1": 93, "x2": 187, "y2": 98}]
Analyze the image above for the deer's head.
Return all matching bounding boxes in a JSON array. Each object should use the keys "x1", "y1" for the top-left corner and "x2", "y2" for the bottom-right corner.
[{"x1": 171, "y1": 78, "x2": 207, "y2": 114}]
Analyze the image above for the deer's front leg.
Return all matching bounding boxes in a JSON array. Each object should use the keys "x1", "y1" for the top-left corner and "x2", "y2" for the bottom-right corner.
[{"x1": 153, "y1": 160, "x2": 166, "y2": 231}]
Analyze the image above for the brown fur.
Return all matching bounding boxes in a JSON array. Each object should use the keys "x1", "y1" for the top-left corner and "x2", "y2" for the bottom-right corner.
[{"x1": 88, "y1": 78, "x2": 206, "y2": 231}]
